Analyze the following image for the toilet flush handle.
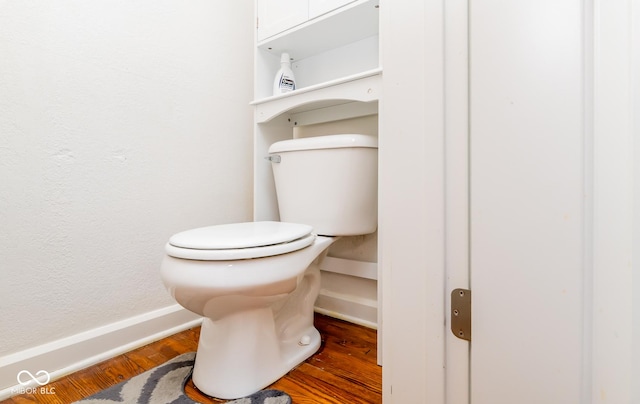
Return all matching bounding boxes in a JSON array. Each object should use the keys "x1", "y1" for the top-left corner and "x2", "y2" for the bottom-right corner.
[{"x1": 265, "y1": 155, "x2": 281, "y2": 163}]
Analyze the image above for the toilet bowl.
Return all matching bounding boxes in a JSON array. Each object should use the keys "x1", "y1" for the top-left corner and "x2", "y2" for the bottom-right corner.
[
  {"x1": 161, "y1": 134, "x2": 378, "y2": 399},
  {"x1": 162, "y1": 221, "x2": 336, "y2": 399}
]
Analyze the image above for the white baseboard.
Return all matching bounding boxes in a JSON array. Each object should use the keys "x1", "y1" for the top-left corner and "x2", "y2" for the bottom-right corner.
[
  {"x1": 319, "y1": 256, "x2": 378, "y2": 280},
  {"x1": 315, "y1": 288, "x2": 378, "y2": 329},
  {"x1": 315, "y1": 256, "x2": 378, "y2": 329},
  {"x1": 0, "y1": 304, "x2": 202, "y2": 400}
]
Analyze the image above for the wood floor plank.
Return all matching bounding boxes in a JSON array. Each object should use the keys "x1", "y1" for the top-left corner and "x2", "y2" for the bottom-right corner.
[
  {"x1": 308, "y1": 345, "x2": 382, "y2": 393},
  {"x1": 1, "y1": 314, "x2": 381, "y2": 404},
  {"x1": 285, "y1": 362, "x2": 381, "y2": 404},
  {"x1": 268, "y1": 375, "x2": 349, "y2": 404}
]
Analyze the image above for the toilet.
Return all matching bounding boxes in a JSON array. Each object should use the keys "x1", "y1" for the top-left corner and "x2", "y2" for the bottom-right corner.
[{"x1": 160, "y1": 134, "x2": 378, "y2": 399}]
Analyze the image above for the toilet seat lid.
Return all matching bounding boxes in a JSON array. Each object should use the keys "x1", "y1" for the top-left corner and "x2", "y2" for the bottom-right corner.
[
  {"x1": 169, "y1": 221, "x2": 313, "y2": 250},
  {"x1": 166, "y1": 221, "x2": 315, "y2": 260}
]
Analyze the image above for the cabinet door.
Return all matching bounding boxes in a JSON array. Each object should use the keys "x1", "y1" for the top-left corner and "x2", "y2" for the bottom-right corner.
[
  {"x1": 257, "y1": 0, "x2": 308, "y2": 41},
  {"x1": 309, "y1": 0, "x2": 355, "y2": 19}
]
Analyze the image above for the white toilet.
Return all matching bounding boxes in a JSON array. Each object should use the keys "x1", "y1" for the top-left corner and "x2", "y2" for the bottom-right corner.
[{"x1": 160, "y1": 134, "x2": 378, "y2": 399}]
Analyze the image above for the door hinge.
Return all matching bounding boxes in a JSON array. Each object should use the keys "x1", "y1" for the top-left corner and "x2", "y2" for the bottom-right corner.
[{"x1": 451, "y1": 288, "x2": 471, "y2": 341}]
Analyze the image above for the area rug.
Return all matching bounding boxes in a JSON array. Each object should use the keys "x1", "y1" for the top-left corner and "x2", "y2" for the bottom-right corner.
[{"x1": 74, "y1": 352, "x2": 291, "y2": 404}]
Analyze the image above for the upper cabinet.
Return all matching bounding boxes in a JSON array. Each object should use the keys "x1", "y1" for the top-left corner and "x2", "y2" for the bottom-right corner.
[
  {"x1": 256, "y1": 0, "x2": 308, "y2": 42},
  {"x1": 254, "y1": 0, "x2": 380, "y2": 102},
  {"x1": 257, "y1": 0, "x2": 356, "y2": 42},
  {"x1": 308, "y1": 0, "x2": 356, "y2": 19}
]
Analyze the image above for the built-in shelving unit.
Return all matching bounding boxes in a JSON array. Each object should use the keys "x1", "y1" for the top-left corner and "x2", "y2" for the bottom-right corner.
[
  {"x1": 253, "y1": 0, "x2": 380, "y2": 220},
  {"x1": 252, "y1": 0, "x2": 382, "y2": 339}
]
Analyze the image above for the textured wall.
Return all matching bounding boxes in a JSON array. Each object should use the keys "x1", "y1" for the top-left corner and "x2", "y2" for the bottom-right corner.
[{"x1": 0, "y1": 0, "x2": 254, "y2": 356}]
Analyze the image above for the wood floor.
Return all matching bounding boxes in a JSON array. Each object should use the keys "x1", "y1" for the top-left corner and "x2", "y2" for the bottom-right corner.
[{"x1": 2, "y1": 313, "x2": 381, "y2": 404}]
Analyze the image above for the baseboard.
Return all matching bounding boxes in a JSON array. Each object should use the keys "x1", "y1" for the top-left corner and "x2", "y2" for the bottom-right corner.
[
  {"x1": 315, "y1": 289, "x2": 378, "y2": 329},
  {"x1": 0, "y1": 304, "x2": 202, "y2": 400},
  {"x1": 319, "y1": 256, "x2": 378, "y2": 280}
]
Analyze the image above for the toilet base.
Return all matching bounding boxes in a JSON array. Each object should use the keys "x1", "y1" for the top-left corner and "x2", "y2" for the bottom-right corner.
[
  {"x1": 191, "y1": 309, "x2": 321, "y2": 400},
  {"x1": 168, "y1": 236, "x2": 336, "y2": 400}
]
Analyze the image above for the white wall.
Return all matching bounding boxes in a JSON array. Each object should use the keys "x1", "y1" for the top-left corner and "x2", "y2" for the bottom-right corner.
[{"x1": 0, "y1": 0, "x2": 254, "y2": 380}]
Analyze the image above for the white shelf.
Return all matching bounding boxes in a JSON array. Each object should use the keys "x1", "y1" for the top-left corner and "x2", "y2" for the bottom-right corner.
[
  {"x1": 251, "y1": 68, "x2": 381, "y2": 124},
  {"x1": 257, "y1": 0, "x2": 379, "y2": 61}
]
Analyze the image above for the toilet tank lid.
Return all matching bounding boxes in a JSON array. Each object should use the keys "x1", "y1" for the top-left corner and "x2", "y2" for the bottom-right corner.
[
  {"x1": 168, "y1": 221, "x2": 313, "y2": 250},
  {"x1": 268, "y1": 134, "x2": 378, "y2": 154}
]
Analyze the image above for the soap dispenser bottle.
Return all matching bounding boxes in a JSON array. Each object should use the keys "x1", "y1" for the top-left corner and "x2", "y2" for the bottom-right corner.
[{"x1": 273, "y1": 53, "x2": 296, "y2": 95}]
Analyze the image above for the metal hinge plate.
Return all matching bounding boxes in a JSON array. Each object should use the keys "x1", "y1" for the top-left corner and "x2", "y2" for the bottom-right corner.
[{"x1": 451, "y1": 288, "x2": 471, "y2": 341}]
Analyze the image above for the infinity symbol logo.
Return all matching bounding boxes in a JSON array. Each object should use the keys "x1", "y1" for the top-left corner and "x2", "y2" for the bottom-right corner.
[{"x1": 17, "y1": 370, "x2": 50, "y2": 386}]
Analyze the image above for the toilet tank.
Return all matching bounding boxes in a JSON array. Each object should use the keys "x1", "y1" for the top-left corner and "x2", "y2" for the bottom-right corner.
[{"x1": 268, "y1": 134, "x2": 378, "y2": 236}]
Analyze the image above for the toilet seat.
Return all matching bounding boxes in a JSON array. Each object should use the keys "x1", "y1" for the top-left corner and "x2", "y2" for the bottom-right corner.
[{"x1": 166, "y1": 221, "x2": 315, "y2": 261}]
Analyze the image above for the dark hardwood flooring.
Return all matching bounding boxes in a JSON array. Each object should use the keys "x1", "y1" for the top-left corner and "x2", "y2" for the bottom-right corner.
[{"x1": 2, "y1": 313, "x2": 381, "y2": 403}]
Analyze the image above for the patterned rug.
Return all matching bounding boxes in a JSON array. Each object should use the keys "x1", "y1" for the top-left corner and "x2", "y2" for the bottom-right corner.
[{"x1": 74, "y1": 352, "x2": 291, "y2": 404}]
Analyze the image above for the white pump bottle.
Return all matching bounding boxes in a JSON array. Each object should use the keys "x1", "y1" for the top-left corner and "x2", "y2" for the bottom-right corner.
[{"x1": 273, "y1": 53, "x2": 296, "y2": 95}]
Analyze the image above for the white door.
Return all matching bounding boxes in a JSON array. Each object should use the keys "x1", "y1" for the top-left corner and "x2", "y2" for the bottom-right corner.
[
  {"x1": 469, "y1": 1, "x2": 586, "y2": 403},
  {"x1": 469, "y1": 0, "x2": 640, "y2": 403}
]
